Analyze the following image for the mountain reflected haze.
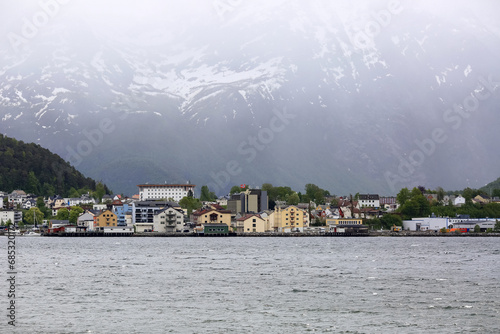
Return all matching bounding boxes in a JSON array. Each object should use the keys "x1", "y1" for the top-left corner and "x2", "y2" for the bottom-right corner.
[{"x1": 1, "y1": 0, "x2": 499, "y2": 195}]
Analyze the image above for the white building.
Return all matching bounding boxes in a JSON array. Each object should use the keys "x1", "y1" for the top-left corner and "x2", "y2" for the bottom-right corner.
[
  {"x1": 358, "y1": 194, "x2": 380, "y2": 208},
  {"x1": 96, "y1": 226, "x2": 134, "y2": 234},
  {"x1": 0, "y1": 210, "x2": 22, "y2": 226},
  {"x1": 454, "y1": 195, "x2": 466, "y2": 207},
  {"x1": 138, "y1": 183, "x2": 195, "y2": 202},
  {"x1": 77, "y1": 212, "x2": 96, "y2": 231},
  {"x1": 8, "y1": 190, "x2": 27, "y2": 206},
  {"x1": 403, "y1": 217, "x2": 449, "y2": 231},
  {"x1": 403, "y1": 216, "x2": 499, "y2": 231},
  {"x1": 65, "y1": 196, "x2": 96, "y2": 207},
  {"x1": 153, "y1": 207, "x2": 185, "y2": 233}
]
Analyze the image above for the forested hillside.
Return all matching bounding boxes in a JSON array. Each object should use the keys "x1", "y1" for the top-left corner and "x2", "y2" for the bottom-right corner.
[
  {"x1": 480, "y1": 178, "x2": 500, "y2": 196},
  {"x1": 0, "y1": 133, "x2": 111, "y2": 197}
]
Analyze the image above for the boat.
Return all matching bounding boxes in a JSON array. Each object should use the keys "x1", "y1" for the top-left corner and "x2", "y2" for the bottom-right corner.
[{"x1": 23, "y1": 230, "x2": 41, "y2": 236}]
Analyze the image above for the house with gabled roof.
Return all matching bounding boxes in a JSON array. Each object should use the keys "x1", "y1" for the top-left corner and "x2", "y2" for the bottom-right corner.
[
  {"x1": 77, "y1": 211, "x2": 97, "y2": 231},
  {"x1": 95, "y1": 210, "x2": 117, "y2": 228},
  {"x1": 473, "y1": 194, "x2": 491, "y2": 204},
  {"x1": 236, "y1": 214, "x2": 266, "y2": 233},
  {"x1": 191, "y1": 208, "x2": 232, "y2": 228}
]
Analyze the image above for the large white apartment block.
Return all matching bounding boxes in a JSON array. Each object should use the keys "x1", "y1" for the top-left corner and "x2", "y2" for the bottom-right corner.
[
  {"x1": 359, "y1": 194, "x2": 380, "y2": 208},
  {"x1": 137, "y1": 183, "x2": 196, "y2": 202},
  {"x1": 0, "y1": 210, "x2": 23, "y2": 226}
]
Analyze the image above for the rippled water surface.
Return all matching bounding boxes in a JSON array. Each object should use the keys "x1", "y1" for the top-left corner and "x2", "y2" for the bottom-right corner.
[{"x1": 1, "y1": 237, "x2": 499, "y2": 333}]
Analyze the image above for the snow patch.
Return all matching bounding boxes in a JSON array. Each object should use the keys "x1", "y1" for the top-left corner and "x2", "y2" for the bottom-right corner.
[
  {"x1": 464, "y1": 65, "x2": 472, "y2": 77},
  {"x1": 52, "y1": 87, "x2": 71, "y2": 95}
]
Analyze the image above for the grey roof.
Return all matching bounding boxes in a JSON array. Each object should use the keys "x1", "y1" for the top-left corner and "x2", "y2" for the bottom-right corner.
[{"x1": 359, "y1": 194, "x2": 379, "y2": 200}]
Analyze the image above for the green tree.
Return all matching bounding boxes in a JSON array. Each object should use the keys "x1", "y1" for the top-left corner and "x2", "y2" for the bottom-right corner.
[
  {"x1": 436, "y1": 187, "x2": 445, "y2": 203},
  {"x1": 36, "y1": 196, "x2": 45, "y2": 209},
  {"x1": 396, "y1": 187, "x2": 410, "y2": 206},
  {"x1": 69, "y1": 207, "x2": 84, "y2": 225},
  {"x1": 411, "y1": 187, "x2": 423, "y2": 198},
  {"x1": 27, "y1": 171, "x2": 41, "y2": 194},
  {"x1": 262, "y1": 183, "x2": 273, "y2": 193},
  {"x1": 179, "y1": 196, "x2": 202, "y2": 217},
  {"x1": 36, "y1": 197, "x2": 51, "y2": 219},
  {"x1": 93, "y1": 182, "x2": 106, "y2": 203},
  {"x1": 230, "y1": 185, "x2": 247, "y2": 195},
  {"x1": 42, "y1": 183, "x2": 56, "y2": 197},
  {"x1": 55, "y1": 208, "x2": 69, "y2": 220},
  {"x1": 286, "y1": 192, "x2": 300, "y2": 206},
  {"x1": 494, "y1": 220, "x2": 500, "y2": 232},
  {"x1": 399, "y1": 188, "x2": 431, "y2": 219},
  {"x1": 68, "y1": 187, "x2": 80, "y2": 198},
  {"x1": 380, "y1": 214, "x2": 403, "y2": 229},
  {"x1": 305, "y1": 184, "x2": 326, "y2": 204},
  {"x1": 24, "y1": 207, "x2": 44, "y2": 226},
  {"x1": 474, "y1": 224, "x2": 481, "y2": 233},
  {"x1": 463, "y1": 187, "x2": 474, "y2": 205},
  {"x1": 200, "y1": 185, "x2": 217, "y2": 202}
]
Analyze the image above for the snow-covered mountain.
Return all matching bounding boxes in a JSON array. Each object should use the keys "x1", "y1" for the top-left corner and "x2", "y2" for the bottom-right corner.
[{"x1": 1, "y1": 0, "x2": 499, "y2": 195}]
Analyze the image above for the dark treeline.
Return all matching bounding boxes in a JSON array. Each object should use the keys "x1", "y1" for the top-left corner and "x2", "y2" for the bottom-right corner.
[{"x1": 0, "y1": 133, "x2": 111, "y2": 197}]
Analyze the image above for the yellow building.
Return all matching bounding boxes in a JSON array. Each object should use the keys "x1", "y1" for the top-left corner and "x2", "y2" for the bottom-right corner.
[
  {"x1": 95, "y1": 210, "x2": 117, "y2": 228},
  {"x1": 192, "y1": 208, "x2": 232, "y2": 227},
  {"x1": 326, "y1": 218, "x2": 363, "y2": 226},
  {"x1": 236, "y1": 214, "x2": 266, "y2": 233},
  {"x1": 325, "y1": 218, "x2": 367, "y2": 234},
  {"x1": 269, "y1": 205, "x2": 307, "y2": 232}
]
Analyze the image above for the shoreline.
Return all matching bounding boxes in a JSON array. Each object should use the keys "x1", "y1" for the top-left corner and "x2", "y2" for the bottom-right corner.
[{"x1": 5, "y1": 231, "x2": 499, "y2": 237}]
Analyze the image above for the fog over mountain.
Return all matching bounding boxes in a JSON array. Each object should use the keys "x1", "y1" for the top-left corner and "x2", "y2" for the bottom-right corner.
[{"x1": 1, "y1": 0, "x2": 499, "y2": 196}]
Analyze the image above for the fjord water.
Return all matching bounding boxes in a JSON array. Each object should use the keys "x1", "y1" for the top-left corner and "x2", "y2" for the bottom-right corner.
[{"x1": 2, "y1": 237, "x2": 499, "y2": 333}]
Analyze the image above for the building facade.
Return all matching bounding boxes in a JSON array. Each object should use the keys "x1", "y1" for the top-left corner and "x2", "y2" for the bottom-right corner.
[
  {"x1": 192, "y1": 208, "x2": 232, "y2": 227},
  {"x1": 77, "y1": 211, "x2": 96, "y2": 231},
  {"x1": 0, "y1": 210, "x2": 22, "y2": 227},
  {"x1": 95, "y1": 210, "x2": 117, "y2": 228},
  {"x1": 268, "y1": 205, "x2": 307, "y2": 232},
  {"x1": 137, "y1": 183, "x2": 195, "y2": 202},
  {"x1": 153, "y1": 207, "x2": 185, "y2": 233},
  {"x1": 236, "y1": 214, "x2": 266, "y2": 233},
  {"x1": 227, "y1": 189, "x2": 268, "y2": 215},
  {"x1": 132, "y1": 200, "x2": 179, "y2": 224},
  {"x1": 358, "y1": 194, "x2": 380, "y2": 208}
]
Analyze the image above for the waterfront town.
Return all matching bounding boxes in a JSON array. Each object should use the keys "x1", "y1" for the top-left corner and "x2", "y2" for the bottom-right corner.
[{"x1": 1, "y1": 183, "x2": 500, "y2": 236}]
